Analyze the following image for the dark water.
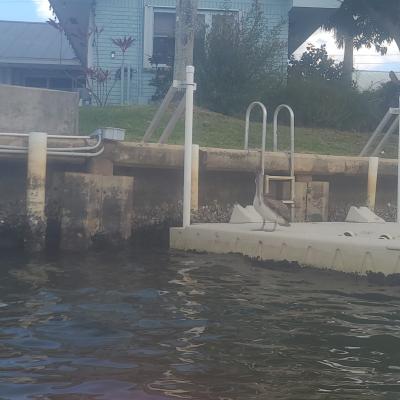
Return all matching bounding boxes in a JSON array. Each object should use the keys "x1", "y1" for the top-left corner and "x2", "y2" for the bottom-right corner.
[{"x1": 1, "y1": 250, "x2": 400, "y2": 400}]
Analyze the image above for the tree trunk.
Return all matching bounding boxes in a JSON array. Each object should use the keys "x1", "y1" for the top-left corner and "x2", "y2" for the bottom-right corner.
[
  {"x1": 173, "y1": 0, "x2": 199, "y2": 84},
  {"x1": 143, "y1": 0, "x2": 199, "y2": 143},
  {"x1": 343, "y1": 34, "x2": 354, "y2": 86}
]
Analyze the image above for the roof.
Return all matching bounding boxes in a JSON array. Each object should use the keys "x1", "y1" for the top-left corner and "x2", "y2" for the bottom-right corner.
[
  {"x1": 292, "y1": 0, "x2": 340, "y2": 8},
  {"x1": 0, "y1": 20, "x2": 80, "y2": 66},
  {"x1": 49, "y1": 0, "x2": 92, "y2": 65}
]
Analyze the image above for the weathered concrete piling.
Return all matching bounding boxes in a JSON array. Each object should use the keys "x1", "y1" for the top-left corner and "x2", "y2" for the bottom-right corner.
[
  {"x1": 59, "y1": 173, "x2": 134, "y2": 251},
  {"x1": 26, "y1": 132, "x2": 47, "y2": 252}
]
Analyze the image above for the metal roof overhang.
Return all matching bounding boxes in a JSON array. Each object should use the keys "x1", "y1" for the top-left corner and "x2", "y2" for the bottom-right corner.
[
  {"x1": 288, "y1": 2, "x2": 340, "y2": 54},
  {"x1": 0, "y1": 58, "x2": 82, "y2": 67},
  {"x1": 292, "y1": 0, "x2": 340, "y2": 8},
  {"x1": 49, "y1": 0, "x2": 92, "y2": 66}
]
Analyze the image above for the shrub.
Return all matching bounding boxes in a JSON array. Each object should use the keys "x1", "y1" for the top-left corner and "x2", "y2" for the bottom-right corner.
[
  {"x1": 148, "y1": 1, "x2": 285, "y2": 112},
  {"x1": 266, "y1": 44, "x2": 385, "y2": 132},
  {"x1": 195, "y1": 0, "x2": 285, "y2": 115},
  {"x1": 288, "y1": 44, "x2": 344, "y2": 82},
  {"x1": 264, "y1": 80, "x2": 382, "y2": 132}
]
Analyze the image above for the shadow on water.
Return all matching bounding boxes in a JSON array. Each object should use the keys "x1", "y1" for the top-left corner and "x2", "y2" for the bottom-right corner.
[{"x1": 1, "y1": 248, "x2": 400, "y2": 399}]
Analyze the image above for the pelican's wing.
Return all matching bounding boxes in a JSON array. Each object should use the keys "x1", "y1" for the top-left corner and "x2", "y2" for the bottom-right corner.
[{"x1": 264, "y1": 196, "x2": 291, "y2": 222}]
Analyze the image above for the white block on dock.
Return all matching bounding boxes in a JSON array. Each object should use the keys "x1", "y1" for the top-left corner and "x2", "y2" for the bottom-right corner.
[
  {"x1": 245, "y1": 206, "x2": 263, "y2": 222},
  {"x1": 345, "y1": 206, "x2": 385, "y2": 223},
  {"x1": 230, "y1": 204, "x2": 262, "y2": 224}
]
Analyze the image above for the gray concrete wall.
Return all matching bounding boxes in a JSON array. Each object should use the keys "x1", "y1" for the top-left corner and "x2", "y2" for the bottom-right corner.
[
  {"x1": 0, "y1": 84, "x2": 79, "y2": 135},
  {"x1": 0, "y1": 157, "x2": 398, "y2": 249}
]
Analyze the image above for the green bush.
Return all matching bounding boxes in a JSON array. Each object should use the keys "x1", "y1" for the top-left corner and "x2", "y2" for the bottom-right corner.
[
  {"x1": 195, "y1": 0, "x2": 285, "y2": 115},
  {"x1": 288, "y1": 44, "x2": 344, "y2": 82},
  {"x1": 147, "y1": 2, "x2": 398, "y2": 134},
  {"x1": 264, "y1": 80, "x2": 382, "y2": 132},
  {"x1": 256, "y1": 43, "x2": 397, "y2": 132}
]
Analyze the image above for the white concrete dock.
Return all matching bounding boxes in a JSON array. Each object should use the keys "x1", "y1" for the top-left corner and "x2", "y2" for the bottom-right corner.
[{"x1": 170, "y1": 222, "x2": 400, "y2": 276}]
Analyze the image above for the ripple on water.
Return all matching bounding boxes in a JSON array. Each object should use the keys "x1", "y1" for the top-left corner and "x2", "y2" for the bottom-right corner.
[{"x1": 1, "y1": 250, "x2": 400, "y2": 399}]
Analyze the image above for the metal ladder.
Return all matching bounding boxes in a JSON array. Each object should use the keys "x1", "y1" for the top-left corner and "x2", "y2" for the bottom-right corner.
[
  {"x1": 265, "y1": 105, "x2": 296, "y2": 221},
  {"x1": 244, "y1": 102, "x2": 296, "y2": 221},
  {"x1": 359, "y1": 107, "x2": 400, "y2": 157},
  {"x1": 244, "y1": 102, "x2": 267, "y2": 193}
]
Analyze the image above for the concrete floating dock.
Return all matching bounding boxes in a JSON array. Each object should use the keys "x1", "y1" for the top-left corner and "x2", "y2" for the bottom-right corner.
[{"x1": 170, "y1": 222, "x2": 400, "y2": 276}]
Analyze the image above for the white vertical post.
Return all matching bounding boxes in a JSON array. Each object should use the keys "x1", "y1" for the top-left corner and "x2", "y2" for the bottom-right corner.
[
  {"x1": 183, "y1": 65, "x2": 195, "y2": 227},
  {"x1": 191, "y1": 144, "x2": 200, "y2": 211},
  {"x1": 398, "y1": 96, "x2": 400, "y2": 223},
  {"x1": 367, "y1": 156, "x2": 379, "y2": 211}
]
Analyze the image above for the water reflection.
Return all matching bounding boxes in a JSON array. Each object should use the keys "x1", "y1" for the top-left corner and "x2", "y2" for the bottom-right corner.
[{"x1": 1, "y1": 250, "x2": 400, "y2": 399}]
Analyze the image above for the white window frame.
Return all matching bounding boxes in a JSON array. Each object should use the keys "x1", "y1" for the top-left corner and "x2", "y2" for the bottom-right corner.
[{"x1": 143, "y1": 6, "x2": 240, "y2": 69}]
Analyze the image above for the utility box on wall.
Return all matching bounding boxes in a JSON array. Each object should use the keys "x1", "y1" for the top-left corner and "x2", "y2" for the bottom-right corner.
[{"x1": 294, "y1": 181, "x2": 330, "y2": 222}]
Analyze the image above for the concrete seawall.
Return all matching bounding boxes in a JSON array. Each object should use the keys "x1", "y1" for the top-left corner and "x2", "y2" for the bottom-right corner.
[
  {"x1": 0, "y1": 141, "x2": 398, "y2": 250},
  {"x1": 0, "y1": 85, "x2": 79, "y2": 135}
]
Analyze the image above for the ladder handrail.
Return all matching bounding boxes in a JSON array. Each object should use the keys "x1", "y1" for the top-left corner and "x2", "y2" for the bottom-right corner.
[
  {"x1": 273, "y1": 104, "x2": 295, "y2": 177},
  {"x1": 359, "y1": 109, "x2": 392, "y2": 157},
  {"x1": 372, "y1": 117, "x2": 399, "y2": 157},
  {"x1": 244, "y1": 101, "x2": 267, "y2": 178}
]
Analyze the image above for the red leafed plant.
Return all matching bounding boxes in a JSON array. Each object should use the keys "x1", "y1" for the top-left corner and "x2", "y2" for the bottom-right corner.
[
  {"x1": 112, "y1": 36, "x2": 135, "y2": 54},
  {"x1": 69, "y1": 25, "x2": 137, "y2": 106}
]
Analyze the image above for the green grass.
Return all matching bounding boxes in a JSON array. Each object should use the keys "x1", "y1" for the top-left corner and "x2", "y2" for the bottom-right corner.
[{"x1": 79, "y1": 105, "x2": 381, "y2": 156}]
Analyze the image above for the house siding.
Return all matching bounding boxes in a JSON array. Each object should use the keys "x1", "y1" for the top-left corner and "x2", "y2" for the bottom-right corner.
[{"x1": 93, "y1": 0, "x2": 291, "y2": 105}]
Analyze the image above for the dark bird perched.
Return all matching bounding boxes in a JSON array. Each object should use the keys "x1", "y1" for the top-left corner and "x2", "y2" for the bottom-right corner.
[
  {"x1": 263, "y1": 196, "x2": 291, "y2": 226},
  {"x1": 253, "y1": 173, "x2": 291, "y2": 231},
  {"x1": 389, "y1": 71, "x2": 400, "y2": 85}
]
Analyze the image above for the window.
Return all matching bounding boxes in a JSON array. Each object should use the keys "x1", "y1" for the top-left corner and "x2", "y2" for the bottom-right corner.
[
  {"x1": 49, "y1": 78, "x2": 73, "y2": 91},
  {"x1": 25, "y1": 77, "x2": 47, "y2": 88},
  {"x1": 152, "y1": 12, "x2": 175, "y2": 65},
  {"x1": 144, "y1": 6, "x2": 237, "y2": 68}
]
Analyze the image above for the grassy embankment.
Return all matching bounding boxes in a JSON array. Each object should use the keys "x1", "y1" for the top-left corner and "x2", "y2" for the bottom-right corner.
[{"x1": 79, "y1": 106, "x2": 387, "y2": 157}]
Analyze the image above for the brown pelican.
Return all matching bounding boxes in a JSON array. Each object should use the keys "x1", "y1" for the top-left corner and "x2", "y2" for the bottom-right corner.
[{"x1": 253, "y1": 173, "x2": 291, "y2": 231}]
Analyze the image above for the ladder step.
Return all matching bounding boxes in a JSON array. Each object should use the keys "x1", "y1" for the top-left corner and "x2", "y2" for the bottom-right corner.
[
  {"x1": 265, "y1": 176, "x2": 295, "y2": 181},
  {"x1": 282, "y1": 200, "x2": 295, "y2": 205},
  {"x1": 390, "y1": 108, "x2": 400, "y2": 115}
]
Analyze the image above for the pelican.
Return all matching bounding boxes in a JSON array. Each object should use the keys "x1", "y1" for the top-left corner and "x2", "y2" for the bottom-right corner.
[{"x1": 253, "y1": 172, "x2": 291, "y2": 231}]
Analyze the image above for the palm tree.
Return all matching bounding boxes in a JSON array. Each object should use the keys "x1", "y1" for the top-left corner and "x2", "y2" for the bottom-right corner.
[{"x1": 323, "y1": 7, "x2": 356, "y2": 87}]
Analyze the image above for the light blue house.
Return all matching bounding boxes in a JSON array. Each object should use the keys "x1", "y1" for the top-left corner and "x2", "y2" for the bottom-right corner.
[{"x1": 49, "y1": 0, "x2": 340, "y2": 105}]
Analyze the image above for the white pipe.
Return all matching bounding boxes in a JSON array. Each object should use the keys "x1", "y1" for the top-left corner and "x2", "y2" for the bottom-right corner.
[
  {"x1": 0, "y1": 133, "x2": 29, "y2": 137},
  {"x1": 398, "y1": 96, "x2": 400, "y2": 223},
  {"x1": 0, "y1": 133, "x2": 95, "y2": 140},
  {"x1": 47, "y1": 147, "x2": 105, "y2": 157},
  {"x1": 0, "y1": 149, "x2": 27, "y2": 154},
  {"x1": 0, "y1": 136, "x2": 102, "y2": 152},
  {"x1": 0, "y1": 147, "x2": 105, "y2": 158},
  {"x1": 183, "y1": 66, "x2": 195, "y2": 228},
  {"x1": 49, "y1": 135, "x2": 95, "y2": 140}
]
